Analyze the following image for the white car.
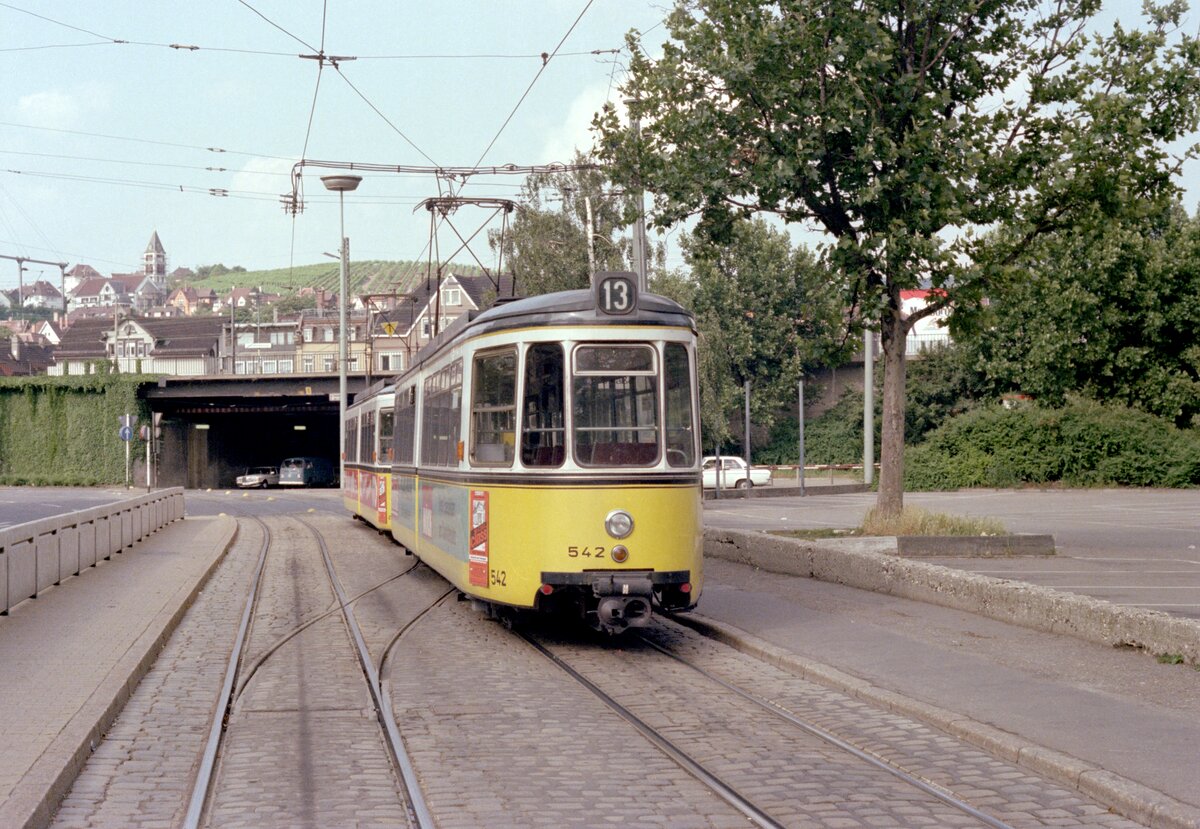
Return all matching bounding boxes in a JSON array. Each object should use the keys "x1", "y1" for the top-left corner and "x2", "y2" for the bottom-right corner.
[
  {"x1": 236, "y1": 465, "x2": 280, "y2": 488},
  {"x1": 701, "y1": 456, "x2": 772, "y2": 489}
]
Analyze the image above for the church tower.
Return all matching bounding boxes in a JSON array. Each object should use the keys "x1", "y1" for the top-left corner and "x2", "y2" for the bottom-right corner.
[{"x1": 144, "y1": 231, "x2": 167, "y2": 288}]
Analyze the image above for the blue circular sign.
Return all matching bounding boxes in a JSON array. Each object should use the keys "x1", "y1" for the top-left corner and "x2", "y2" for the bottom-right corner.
[{"x1": 118, "y1": 425, "x2": 133, "y2": 441}]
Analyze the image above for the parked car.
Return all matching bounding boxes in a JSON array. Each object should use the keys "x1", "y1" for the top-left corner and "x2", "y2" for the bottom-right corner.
[
  {"x1": 278, "y1": 456, "x2": 338, "y2": 487},
  {"x1": 236, "y1": 465, "x2": 279, "y2": 489},
  {"x1": 701, "y1": 456, "x2": 773, "y2": 489}
]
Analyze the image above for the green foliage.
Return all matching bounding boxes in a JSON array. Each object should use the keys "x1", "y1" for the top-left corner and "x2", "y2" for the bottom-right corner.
[
  {"x1": 687, "y1": 218, "x2": 852, "y2": 447},
  {"x1": 0, "y1": 375, "x2": 152, "y2": 485},
  {"x1": 597, "y1": 0, "x2": 1200, "y2": 510},
  {"x1": 966, "y1": 205, "x2": 1200, "y2": 427},
  {"x1": 906, "y1": 399, "x2": 1200, "y2": 490},
  {"x1": 489, "y1": 153, "x2": 648, "y2": 297}
]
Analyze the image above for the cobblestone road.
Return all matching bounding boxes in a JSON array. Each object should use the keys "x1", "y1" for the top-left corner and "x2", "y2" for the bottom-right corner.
[{"x1": 47, "y1": 505, "x2": 1156, "y2": 828}]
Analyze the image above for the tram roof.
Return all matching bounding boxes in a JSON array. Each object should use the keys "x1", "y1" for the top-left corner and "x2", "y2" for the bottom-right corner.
[
  {"x1": 372, "y1": 289, "x2": 695, "y2": 394},
  {"x1": 471, "y1": 288, "x2": 694, "y2": 332}
]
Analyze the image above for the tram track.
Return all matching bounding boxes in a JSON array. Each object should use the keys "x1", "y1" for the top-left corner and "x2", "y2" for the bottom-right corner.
[
  {"x1": 184, "y1": 514, "x2": 436, "y2": 829},
  {"x1": 520, "y1": 623, "x2": 1019, "y2": 829}
]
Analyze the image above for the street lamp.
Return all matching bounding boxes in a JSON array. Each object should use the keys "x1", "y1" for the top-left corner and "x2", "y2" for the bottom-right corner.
[{"x1": 321, "y1": 174, "x2": 362, "y2": 484}]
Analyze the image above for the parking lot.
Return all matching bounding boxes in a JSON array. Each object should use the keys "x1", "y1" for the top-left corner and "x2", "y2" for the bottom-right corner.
[{"x1": 704, "y1": 487, "x2": 1200, "y2": 619}]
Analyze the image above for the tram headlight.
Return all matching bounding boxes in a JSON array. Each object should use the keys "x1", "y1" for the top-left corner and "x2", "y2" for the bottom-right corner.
[{"x1": 605, "y1": 509, "x2": 634, "y2": 539}]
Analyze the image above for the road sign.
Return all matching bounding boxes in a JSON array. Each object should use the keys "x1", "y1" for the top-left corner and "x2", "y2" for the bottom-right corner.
[
  {"x1": 118, "y1": 414, "x2": 139, "y2": 428},
  {"x1": 119, "y1": 425, "x2": 133, "y2": 441}
]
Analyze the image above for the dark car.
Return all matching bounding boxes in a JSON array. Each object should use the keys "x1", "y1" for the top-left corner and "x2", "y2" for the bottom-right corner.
[{"x1": 278, "y1": 456, "x2": 337, "y2": 487}]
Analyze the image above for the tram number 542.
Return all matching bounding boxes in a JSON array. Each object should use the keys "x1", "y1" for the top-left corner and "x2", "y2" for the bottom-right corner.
[{"x1": 596, "y1": 272, "x2": 637, "y2": 315}]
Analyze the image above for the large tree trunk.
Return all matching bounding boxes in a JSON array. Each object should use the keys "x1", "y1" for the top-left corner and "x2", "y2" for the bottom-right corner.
[{"x1": 876, "y1": 300, "x2": 908, "y2": 517}]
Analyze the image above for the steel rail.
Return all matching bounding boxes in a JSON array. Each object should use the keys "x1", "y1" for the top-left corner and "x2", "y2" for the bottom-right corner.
[
  {"x1": 183, "y1": 516, "x2": 271, "y2": 829},
  {"x1": 299, "y1": 518, "x2": 435, "y2": 829},
  {"x1": 641, "y1": 636, "x2": 1015, "y2": 829},
  {"x1": 519, "y1": 632, "x2": 785, "y2": 829}
]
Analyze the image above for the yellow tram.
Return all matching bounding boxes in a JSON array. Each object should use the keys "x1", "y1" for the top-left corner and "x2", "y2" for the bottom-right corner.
[
  {"x1": 343, "y1": 383, "x2": 394, "y2": 531},
  {"x1": 350, "y1": 274, "x2": 703, "y2": 633}
]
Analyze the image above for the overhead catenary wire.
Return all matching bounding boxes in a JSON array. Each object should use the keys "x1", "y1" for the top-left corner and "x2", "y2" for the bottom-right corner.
[{"x1": 471, "y1": 0, "x2": 596, "y2": 170}]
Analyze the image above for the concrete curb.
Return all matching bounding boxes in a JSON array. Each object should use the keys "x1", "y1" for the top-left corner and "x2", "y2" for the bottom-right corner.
[
  {"x1": 703, "y1": 483, "x2": 869, "y2": 500},
  {"x1": 670, "y1": 611, "x2": 1200, "y2": 829},
  {"x1": 2, "y1": 515, "x2": 239, "y2": 829},
  {"x1": 704, "y1": 528, "x2": 1200, "y2": 664}
]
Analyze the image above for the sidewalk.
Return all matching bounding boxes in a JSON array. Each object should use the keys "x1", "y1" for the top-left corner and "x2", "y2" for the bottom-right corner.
[{"x1": 0, "y1": 515, "x2": 236, "y2": 829}]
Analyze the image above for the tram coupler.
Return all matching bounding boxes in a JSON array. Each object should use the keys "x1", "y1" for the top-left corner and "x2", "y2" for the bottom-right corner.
[{"x1": 590, "y1": 572, "x2": 654, "y2": 633}]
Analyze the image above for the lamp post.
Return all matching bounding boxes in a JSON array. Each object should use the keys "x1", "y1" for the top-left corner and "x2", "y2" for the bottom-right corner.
[{"x1": 321, "y1": 174, "x2": 362, "y2": 485}]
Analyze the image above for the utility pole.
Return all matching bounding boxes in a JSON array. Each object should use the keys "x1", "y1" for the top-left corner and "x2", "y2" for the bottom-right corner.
[
  {"x1": 1, "y1": 254, "x2": 69, "y2": 324},
  {"x1": 863, "y1": 328, "x2": 875, "y2": 485}
]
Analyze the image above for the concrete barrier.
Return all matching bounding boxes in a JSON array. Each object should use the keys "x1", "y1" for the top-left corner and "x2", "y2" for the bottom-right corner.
[
  {"x1": 0, "y1": 488, "x2": 185, "y2": 615},
  {"x1": 705, "y1": 528, "x2": 1200, "y2": 665}
]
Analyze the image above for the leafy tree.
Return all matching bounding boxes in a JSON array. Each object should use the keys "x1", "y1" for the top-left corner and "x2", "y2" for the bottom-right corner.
[
  {"x1": 684, "y1": 217, "x2": 849, "y2": 451},
  {"x1": 490, "y1": 153, "x2": 657, "y2": 296},
  {"x1": 596, "y1": 0, "x2": 1200, "y2": 514},
  {"x1": 966, "y1": 204, "x2": 1200, "y2": 427}
]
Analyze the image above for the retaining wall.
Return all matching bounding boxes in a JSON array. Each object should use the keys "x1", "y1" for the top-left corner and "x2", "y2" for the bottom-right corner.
[{"x1": 0, "y1": 489, "x2": 185, "y2": 615}]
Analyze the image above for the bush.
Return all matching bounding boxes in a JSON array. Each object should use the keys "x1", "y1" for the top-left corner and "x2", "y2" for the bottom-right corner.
[{"x1": 906, "y1": 398, "x2": 1200, "y2": 489}]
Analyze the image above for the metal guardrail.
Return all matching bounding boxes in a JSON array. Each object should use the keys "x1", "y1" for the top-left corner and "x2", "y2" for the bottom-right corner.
[{"x1": 0, "y1": 488, "x2": 185, "y2": 615}]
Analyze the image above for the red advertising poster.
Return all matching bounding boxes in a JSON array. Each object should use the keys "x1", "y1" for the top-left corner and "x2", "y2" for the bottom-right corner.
[
  {"x1": 377, "y1": 475, "x2": 387, "y2": 524},
  {"x1": 469, "y1": 490, "x2": 489, "y2": 587}
]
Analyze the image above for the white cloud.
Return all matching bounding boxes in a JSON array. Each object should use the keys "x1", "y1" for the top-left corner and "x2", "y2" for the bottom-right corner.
[
  {"x1": 230, "y1": 156, "x2": 297, "y2": 198},
  {"x1": 540, "y1": 82, "x2": 625, "y2": 164},
  {"x1": 14, "y1": 83, "x2": 109, "y2": 128}
]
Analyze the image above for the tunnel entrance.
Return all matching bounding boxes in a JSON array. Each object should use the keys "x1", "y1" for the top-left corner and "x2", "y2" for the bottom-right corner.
[{"x1": 144, "y1": 375, "x2": 366, "y2": 489}]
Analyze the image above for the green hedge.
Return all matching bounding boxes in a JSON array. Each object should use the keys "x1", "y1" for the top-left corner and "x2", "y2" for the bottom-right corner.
[
  {"x1": 0, "y1": 375, "x2": 153, "y2": 485},
  {"x1": 906, "y1": 399, "x2": 1200, "y2": 489}
]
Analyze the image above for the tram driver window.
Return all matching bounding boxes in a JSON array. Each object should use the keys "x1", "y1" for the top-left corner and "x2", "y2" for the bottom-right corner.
[
  {"x1": 470, "y1": 349, "x2": 516, "y2": 466},
  {"x1": 664, "y1": 343, "x2": 696, "y2": 467},
  {"x1": 572, "y1": 344, "x2": 659, "y2": 466},
  {"x1": 521, "y1": 344, "x2": 565, "y2": 467}
]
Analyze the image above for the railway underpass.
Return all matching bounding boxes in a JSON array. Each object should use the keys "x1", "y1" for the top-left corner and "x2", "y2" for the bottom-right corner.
[{"x1": 144, "y1": 374, "x2": 369, "y2": 489}]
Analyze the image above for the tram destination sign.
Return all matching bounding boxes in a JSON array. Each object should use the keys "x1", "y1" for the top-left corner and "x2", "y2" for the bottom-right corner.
[{"x1": 595, "y1": 271, "x2": 637, "y2": 316}]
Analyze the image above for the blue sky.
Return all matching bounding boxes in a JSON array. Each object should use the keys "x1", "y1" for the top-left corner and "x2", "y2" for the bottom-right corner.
[
  {"x1": 0, "y1": 1, "x2": 667, "y2": 284},
  {"x1": 0, "y1": 1, "x2": 1195, "y2": 293}
]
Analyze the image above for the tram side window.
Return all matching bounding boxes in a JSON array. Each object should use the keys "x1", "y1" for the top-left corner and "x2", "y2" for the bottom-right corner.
[
  {"x1": 573, "y1": 344, "x2": 659, "y2": 466},
  {"x1": 380, "y1": 409, "x2": 394, "y2": 462},
  {"x1": 395, "y1": 385, "x2": 416, "y2": 465},
  {"x1": 420, "y1": 360, "x2": 463, "y2": 467},
  {"x1": 470, "y1": 349, "x2": 516, "y2": 466},
  {"x1": 521, "y1": 344, "x2": 565, "y2": 467},
  {"x1": 664, "y1": 343, "x2": 696, "y2": 467},
  {"x1": 345, "y1": 416, "x2": 358, "y2": 464},
  {"x1": 360, "y1": 409, "x2": 375, "y2": 463}
]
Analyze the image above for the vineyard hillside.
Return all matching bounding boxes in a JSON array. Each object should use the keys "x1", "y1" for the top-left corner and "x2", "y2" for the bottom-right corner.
[{"x1": 184, "y1": 260, "x2": 484, "y2": 296}]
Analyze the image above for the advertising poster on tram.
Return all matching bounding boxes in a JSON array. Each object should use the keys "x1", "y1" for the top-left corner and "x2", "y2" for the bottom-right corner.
[{"x1": 469, "y1": 490, "x2": 489, "y2": 587}]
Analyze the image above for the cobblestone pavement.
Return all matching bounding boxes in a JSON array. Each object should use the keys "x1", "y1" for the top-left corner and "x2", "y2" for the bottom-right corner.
[
  {"x1": 44, "y1": 503, "x2": 1159, "y2": 828},
  {"x1": 540, "y1": 619, "x2": 1145, "y2": 829},
  {"x1": 385, "y1": 600, "x2": 751, "y2": 828},
  {"x1": 205, "y1": 515, "x2": 412, "y2": 828},
  {"x1": 50, "y1": 520, "x2": 265, "y2": 829}
]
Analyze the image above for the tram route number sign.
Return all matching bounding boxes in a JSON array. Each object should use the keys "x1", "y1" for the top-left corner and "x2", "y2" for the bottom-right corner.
[{"x1": 595, "y1": 272, "x2": 637, "y2": 316}]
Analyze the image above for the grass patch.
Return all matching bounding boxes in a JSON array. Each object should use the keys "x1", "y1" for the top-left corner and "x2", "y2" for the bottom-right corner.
[
  {"x1": 861, "y1": 506, "x2": 1008, "y2": 537},
  {"x1": 774, "y1": 506, "x2": 1007, "y2": 540}
]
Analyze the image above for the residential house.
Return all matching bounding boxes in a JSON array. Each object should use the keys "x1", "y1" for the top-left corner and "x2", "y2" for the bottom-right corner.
[
  {"x1": 225, "y1": 318, "x2": 299, "y2": 375},
  {"x1": 64, "y1": 264, "x2": 102, "y2": 296},
  {"x1": 0, "y1": 335, "x2": 53, "y2": 376},
  {"x1": 19, "y1": 280, "x2": 64, "y2": 311},
  {"x1": 367, "y1": 272, "x2": 516, "y2": 375},
  {"x1": 49, "y1": 316, "x2": 224, "y2": 376},
  {"x1": 295, "y1": 309, "x2": 369, "y2": 375},
  {"x1": 68, "y1": 277, "x2": 132, "y2": 312},
  {"x1": 167, "y1": 286, "x2": 202, "y2": 315}
]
